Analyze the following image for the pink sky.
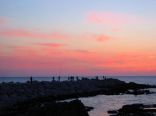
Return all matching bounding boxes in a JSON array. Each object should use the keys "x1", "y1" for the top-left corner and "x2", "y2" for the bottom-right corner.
[{"x1": 0, "y1": 1, "x2": 156, "y2": 76}]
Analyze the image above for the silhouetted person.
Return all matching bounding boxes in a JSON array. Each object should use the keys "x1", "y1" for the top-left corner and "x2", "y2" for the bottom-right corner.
[
  {"x1": 96, "y1": 76, "x2": 99, "y2": 80},
  {"x1": 68, "y1": 77, "x2": 71, "y2": 81},
  {"x1": 76, "y1": 76, "x2": 79, "y2": 81},
  {"x1": 103, "y1": 76, "x2": 106, "y2": 80},
  {"x1": 58, "y1": 76, "x2": 60, "y2": 82},
  {"x1": 52, "y1": 76, "x2": 55, "y2": 81},
  {"x1": 71, "y1": 76, "x2": 74, "y2": 81},
  {"x1": 30, "y1": 76, "x2": 33, "y2": 84}
]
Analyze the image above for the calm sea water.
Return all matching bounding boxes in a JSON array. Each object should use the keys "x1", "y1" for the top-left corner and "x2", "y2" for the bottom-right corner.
[
  {"x1": 80, "y1": 90, "x2": 156, "y2": 116},
  {"x1": 80, "y1": 76, "x2": 156, "y2": 116},
  {"x1": 0, "y1": 76, "x2": 156, "y2": 116}
]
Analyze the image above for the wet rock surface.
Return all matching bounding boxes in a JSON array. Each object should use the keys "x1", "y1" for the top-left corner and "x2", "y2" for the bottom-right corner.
[{"x1": 108, "y1": 104, "x2": 156, "y2": 116}]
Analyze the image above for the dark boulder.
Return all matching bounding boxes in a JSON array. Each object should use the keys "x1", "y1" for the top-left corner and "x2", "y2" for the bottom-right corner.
[
  {"x1": 108, "y1": 104, "x2": 156, "y2": 116},
  {"x1": 0, "y1": 99, "x2": 89, "y2": 116}
]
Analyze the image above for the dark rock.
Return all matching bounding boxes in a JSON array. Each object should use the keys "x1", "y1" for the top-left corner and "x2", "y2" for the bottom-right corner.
[
  {"x1": 119, "y1": 104, "x2": 144, "y2": 113},
  {"x1": 0, "y1": 78, "x2": 155, "y2": 108},
  {"x1": 126, "y1": 89, "x2": 152, "y2": 95},
  {"x1": 0, "y1": 99, "x2": 89, "y2": 116},
  {"x1": 85, "y1": 106, "x2": 94, "y2": 112},
  {"x1": 108, "y1": 104, "x2": 156, "y2": 116},
  {"x1": 108, "y1": 110, "x2": 118, "y2": 114}
]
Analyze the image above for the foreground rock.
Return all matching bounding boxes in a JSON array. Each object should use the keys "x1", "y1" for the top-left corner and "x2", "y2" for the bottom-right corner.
[
  {"x1": 0, "y1": 78, "x2": 155, "y2": 107},
  {"x1": 0, "y1": 99, "x2": 90, "y2": 116},
  {"x1": 108, "y1": 104, "x2": 156, "y2": 116}
]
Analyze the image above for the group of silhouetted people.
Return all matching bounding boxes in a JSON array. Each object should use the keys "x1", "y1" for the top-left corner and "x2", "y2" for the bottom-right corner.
[{"x1": 29, "y1": 76, "x2": 107, "y2": 83}]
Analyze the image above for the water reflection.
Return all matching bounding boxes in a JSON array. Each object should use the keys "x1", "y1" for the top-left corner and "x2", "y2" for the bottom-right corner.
[{"x1": 80, "y1": 89, "x2": 156, "y2": 116}]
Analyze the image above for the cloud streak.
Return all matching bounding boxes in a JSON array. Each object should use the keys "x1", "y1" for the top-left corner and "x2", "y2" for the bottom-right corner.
[
  {"x1": 81, "y1": 33, "x2": 113, "y2": 42},
  {"x1": 0, "y1": 29, "x2": 68, "y2": 39},
  {"x1": 0, "y1": 28, "x2": 113, "y2": 42},
  {"x1": 0, "y1": 17, "x2": 114, "y2": 42},
  {"x1": 86, "y1": 11, "x2": 132, "y2": 25},
  {"x1": 36, "y1": 43, "x2": 66, "y2": 48},
  {"x1": 0, "y1": 45, "x2": 156, "y2": 76}
]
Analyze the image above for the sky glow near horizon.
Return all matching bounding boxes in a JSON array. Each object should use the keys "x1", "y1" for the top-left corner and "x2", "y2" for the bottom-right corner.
[{"x1": 0, "y1": 0, "x2": 156, "y2": 76}]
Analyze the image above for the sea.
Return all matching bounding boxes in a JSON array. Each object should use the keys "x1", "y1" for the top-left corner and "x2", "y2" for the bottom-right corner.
[{"x1": 0, "y1": 76, "x2": 156, "y2": 116}]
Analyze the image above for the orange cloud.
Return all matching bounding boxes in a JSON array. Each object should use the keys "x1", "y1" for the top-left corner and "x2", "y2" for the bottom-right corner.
[
  {"x1": 81, "y1": 33, "x2": 113, "y2": 42},
  {"x1": 36, "y1": 43, "x2": 66, "y2": 48},
  {"x1": 96, "y1": 52, "x2": 156, "y2": 73},
  {"x1": 0, "y1": 28, "x2": 68, "y2": 39},
  {"x1": 1, "y1": 44, "x2": 156, "y2": 76},
  {"x1": 73, "y1": 49, "x2": 91, "y2": 53},
  {"x1": 86, "y1": 11, "x2": 131, "y2": 25},
  {"x1": 95, "y1": 34, "x2": 112, "y2": 42},
  {"x1": 0, "y1": 45, "x2": 99, "y2": 76},
  {"x1": 0, "y1": 18, "x2": 113, "y2": 42}
]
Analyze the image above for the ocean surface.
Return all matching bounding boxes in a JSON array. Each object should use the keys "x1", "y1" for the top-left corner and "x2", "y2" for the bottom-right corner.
[
  {"x1": 80, "y1": 90, "x2": 156, "y2": 116},
  {"x1": 80, "y1": 76, "x2": 156, "y2": 116},
  {"x1": 0, "y1": 76, "x2": 156, "y2": 116}
]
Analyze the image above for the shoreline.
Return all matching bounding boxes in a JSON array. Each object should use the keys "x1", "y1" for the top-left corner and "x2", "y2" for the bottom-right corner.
[
  {"x1": 0, "y1": 78, "x2": 155, "y2": 107},
  {"x1": 0, "y1": 78, "x2": 156, "y2": 116}
]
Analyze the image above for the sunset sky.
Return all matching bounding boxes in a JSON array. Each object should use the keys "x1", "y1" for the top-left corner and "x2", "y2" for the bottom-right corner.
[{"x1": 0, "y1": 0, "x2": 156, "y2": 76}]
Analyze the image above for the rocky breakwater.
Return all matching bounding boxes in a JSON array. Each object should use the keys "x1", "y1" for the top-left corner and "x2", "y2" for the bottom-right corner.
[{"x1": 0, "y1": 78, "x2": 155, "y2": 107}]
